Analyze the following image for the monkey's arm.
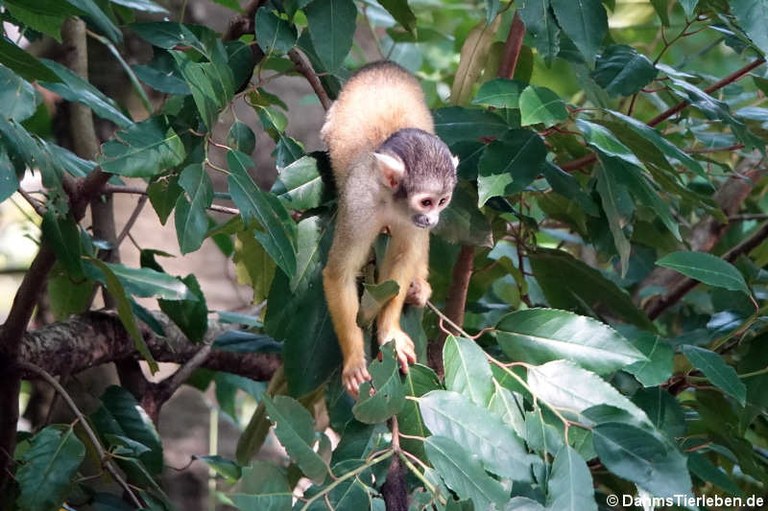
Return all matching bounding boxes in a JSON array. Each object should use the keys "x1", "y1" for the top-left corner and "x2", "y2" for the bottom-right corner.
[
  {"x1": 323, "y1": 205, "x2": 381, "y2": 396},
  {"x1": 376, "y1": 226, "x2": 430, "y2": 372}
]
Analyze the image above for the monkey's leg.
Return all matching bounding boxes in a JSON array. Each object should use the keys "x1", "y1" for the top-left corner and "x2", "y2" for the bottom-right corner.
[
  {"x1": 323, "y1": 224, "x2": 379, "y2": 396},
  {"x1": 377, "y1": 227, "x2": 429, "y2": 372},
  {"x1": 405, "y1": 248, "x2": 431, "y2": 307}
]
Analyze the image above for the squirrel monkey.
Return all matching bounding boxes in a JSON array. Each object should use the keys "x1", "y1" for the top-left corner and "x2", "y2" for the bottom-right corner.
[{"x1": 321, "y1": 62, "x2": 458, "y2": 396}]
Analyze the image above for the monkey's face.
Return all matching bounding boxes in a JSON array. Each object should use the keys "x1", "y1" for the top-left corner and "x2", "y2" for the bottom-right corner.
[{"x1": 407, "y1": 190, "x2": 453, "y2": 229}]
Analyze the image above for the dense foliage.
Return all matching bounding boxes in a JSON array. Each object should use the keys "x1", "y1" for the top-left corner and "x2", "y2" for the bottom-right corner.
[{"x1": 2, "y1": 0, "x2": 768, "y2": 509}]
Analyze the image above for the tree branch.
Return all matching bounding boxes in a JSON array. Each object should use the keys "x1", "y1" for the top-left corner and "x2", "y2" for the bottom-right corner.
[{"x1": 288, "y1": 48, "x2": 332, "y2": 111}]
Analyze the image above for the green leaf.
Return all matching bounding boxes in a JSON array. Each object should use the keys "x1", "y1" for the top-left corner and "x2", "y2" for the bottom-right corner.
[
  {"x1": 159, "y1": 274, "x2": 208, "y2": 343},
  {"x1": 681, "y1": 345, "x2": 746, "y2": 405},
  {"x1": 472, "y1": 78, "x2": 526, "y2": 108},
  {"x1": 419, "y1": 390, "x2": 533, "y2": 480},
  {"x1": 528, "y1": 360, "x2": 649, "y2": 423},
  {"x1": 625, "y1": 333, "x2": 674, "y2": 387},
  {"x1": 433, "y1": 106, "x2": 509, "y2": 145},
  {"x1": 235, "y1": 226, "x2": 276, "y2": 303},
  {"x1": 111, "y1": 0, "x2": 168, "y2": 13},
  {"x1": 680, "y1": 0, "x2": 698, "y2": 17},
  {"x1": 173, "y1": 49, "x2": 234, "y2": 130},
  {"x1": 357, "y1": 280, "x2": 400, "y2": 327},
  {"x1": 2, "y1": 2, "x2": 73, "y2": 41},
  {"x1": 730, "y1": 0, "x2": 768, "y2": 55},
  {"x1": 86, "y1": 261, "x2": 194, "y2": 300},
  {"x1": 65, "y1": 0, "x2": 123, "y2": 43},
  {"x1": 227, "y1": 150, "x2": 297, "y2": 278},
  {"x1": 228, "y1": 121, "x2": 257, "y2": 154},
  {"x1": 83, "y1": 258, "x2": 157, "y2": 371},
  {"x1": 17, "y1": 426, "x2": 85, "y2": 511},
  {"x1": 271, "y1": 154, "x2": 326, "y2": 211},
  {"x1": 529, "y1": 249, "x2": 653, "y2": 329},
  {"x1": 657, "y1": 251, "x2": 750, "y2": 295},
  {"x1": 488, "y1": 383, "x2": 526, "y2": 437},
  {"x1": 255, "y1": 8, "x2": 298, "y2": 56},
  {"x1": 433, "y1": 182, "x2": 493, "y2": 246},
  {"x1": 632, "y1": 387, "x2": 686, "y2": 438},
  {"x1": 593, "y1": 422, "x2": 692, "y2": 497},
  {"x1": 175, "y1": 163, "x2": 213, "y2": 254},
  {"x1": 443, "y1": 336, "x2": 494, "y2": 406},
  {"x1": 424, "y1": 436, "x2": 508, "y2": 509},
  {"x1": 40, "y1": 59, "x2": 132, "y2": 127},
  {"x1": 577, "y1": 118, "x2": 640, "y2": 166},
  {"x1": 595, "y1": 162, "x2": 631, "y2": 274},
  {"x1": 519, "y1": 0, "x2": 560, "y2": 64},
  {"x1": 148, "y1": 175, "x2": 183, "y2": 225},
  {"x1": 41, "y1": 211, "x2": 84, "y2": 279},
  {"x1": 194, "y1": 455, "x2": 242, "y2": 484},
  {"x1": 266, "y1": 216, "x2": 339, "y2": 397},
  {"x1": 398, "y1": 364, "x2": 441, "y2": 457},
  {"x1": 99, "y1": 117, "x2": 185, "y2": 177},
  {"x1": 0, "y1": 151, "x2": 18, "y2": 202},
  {"x1": 133, "y1": 51, "x2": 189, "y2": 95},
  {"x1": 519, "y1": 85, "x2": 568, "y2": 127},
  {"x1": 592, "y1": 44, "x2": 657, "y2": 97},
  {"x1": 47, "y1": 263, "x2": 96, "y2": 320},
  {"x1": 304, "y1": 0, "x2": 357, "y2": 71},
  {"x1": 377, "y1": 0, "x2": 417, "y2": 32},
  {"x1": 0, "y1": 37, "x2": 61, "y2": 84},
  {"x1": 496, "y1": 309, "x2": 647, "y2": 375},
  {"x1": 547, "y1": 446, "x2": 597, "y2": 511},
  {"x1": 507, "y1": 497, "x2": 546, "y2": 510},
  {"x1": 477, "y1": 129, "x2": 547, "y2": 205},
  {"x1": 353, "y1": 342, "x2": 407, "y2": 424},
  {"x1": 98, "y1": 386, "x2": 164, "y2": 474},
  {"x1": 550, "y1": 0, "x2": 607, "y2": 65},
  {"x1": 131, "y1": 22, "x2": 204, "y2": 52},
  {"x1": 0, "y1": 65, "x2": 40, "y2": 121},
  {"x1": 263, "y1": 395, "x2": 328, "y2": 482}
]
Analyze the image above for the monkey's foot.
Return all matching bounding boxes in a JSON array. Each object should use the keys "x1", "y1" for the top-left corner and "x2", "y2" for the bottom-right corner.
[
  {"x1": 342, "y1": 355, "x2": 371, "y2": 397},
  {"x1": 405, "y1": 277, "x2": 432, "y2": 307},
  {"x1": 379, "y1": 328, "x2": 416, "y2": 374}
]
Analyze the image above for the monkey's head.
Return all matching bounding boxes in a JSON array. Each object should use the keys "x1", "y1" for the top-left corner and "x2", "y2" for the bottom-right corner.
[{"x1": 374, "y1": 128, "x2": 458, "y2": 229}]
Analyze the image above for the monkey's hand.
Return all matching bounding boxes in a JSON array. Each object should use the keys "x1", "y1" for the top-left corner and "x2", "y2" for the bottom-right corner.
[
  {"x1": 405, "y1": 277, "x2": 432, "y2": 307},
  {"x1": 343, "y1": 353, "x2": 371, "y2": 398},
  {"x1": 378, "y1": 328, "x2": 416, "y2": 374}
]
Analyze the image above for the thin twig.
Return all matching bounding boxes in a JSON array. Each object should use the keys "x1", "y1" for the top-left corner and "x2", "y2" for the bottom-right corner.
[
  {"x1": 116, "y1": 194, "x2": 148, "y2": 247},
  {"x1": 16, "y1": 188, "x2": 46, "y2": 216},
  {"x1": 104, "y1": 184, "x2": 240, "y2": 215},
  {"x1": 17, "y1": 361, "x2": 143, "y2": 509},
  {"x1": 288, "y1": 48, "x2": 332, "y2": 111}
]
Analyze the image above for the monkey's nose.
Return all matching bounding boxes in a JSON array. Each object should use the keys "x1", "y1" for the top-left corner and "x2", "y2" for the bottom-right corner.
[{"x1": 412, "y1": 214, "x2": 432, "y2": 228}]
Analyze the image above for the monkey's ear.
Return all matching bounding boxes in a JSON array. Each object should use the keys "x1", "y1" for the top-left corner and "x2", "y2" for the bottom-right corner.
[
  {"x1": 451, "y1": 155, "x2": 460, "y2": 168},
  {"x1": 374, "y1": 152, "x2": 406, "y2": 189}
]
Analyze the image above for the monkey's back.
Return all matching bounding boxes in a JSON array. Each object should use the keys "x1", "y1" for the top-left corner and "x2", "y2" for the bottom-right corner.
[{"x1": 321, "y1": 62, "x2": 434, "y2": 183}]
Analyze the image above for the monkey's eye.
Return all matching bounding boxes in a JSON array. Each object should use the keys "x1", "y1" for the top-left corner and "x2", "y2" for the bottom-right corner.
[
  {"x1": 438, "y1": 198, "x2": 447, "y2": 206},
  {"x1": 420, "y1": 198, "x2": 433, "y2": 208}
]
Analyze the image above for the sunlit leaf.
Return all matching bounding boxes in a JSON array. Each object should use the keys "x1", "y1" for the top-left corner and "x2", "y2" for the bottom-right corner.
[{"x1": 657, "y1": 251, "x2": 750, "y2": 295}]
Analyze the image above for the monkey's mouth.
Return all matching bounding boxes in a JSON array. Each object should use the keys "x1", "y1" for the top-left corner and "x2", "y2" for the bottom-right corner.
[{"x1": 412, "y1": 215, "x2": 433, "y2": 229}]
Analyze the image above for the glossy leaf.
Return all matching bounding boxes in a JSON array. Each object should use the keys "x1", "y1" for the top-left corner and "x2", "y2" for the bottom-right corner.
[
  {"x1": 353, "y1": 342, "x2": 407, "y2": 424},
  {"x1": 173, "y1": 48, "x2": 234, "y2": 130},
  {"x1": 595, "y1": 163, "x2": 631, "y2": 274},
  {"x1": 175, "y1": 163, "x2": 213, "y2": 254},
  {"x1": 658, "y1": 251, "x2": 750, "y2": 295},
  {"x1": 194, "y1": 455, "x2": 241, "y2": 484},
  {"x1": 528, "y1": 360, "x2": 649, "y2": 423},
  {"x1": 592, "y1": 44, "x2": 657, "y2": 97},
  {"x1": 377, "y1": 0, "x2": 417, "y2": 33},
  {"x1": 625, "y1": 333, "x2": 674, "y2": 387},
  {"x1": 681, "y1": 345, "x2": 747, "y2": 406},
  {"x1": 97, "y1": 386, "x2": 164, "y2": 474},
  {"x1": 550, "y1": 0, "x2": 607, "y2": 65},
  {"x1": 263, "y1": 395, "x2": 328, "y2": 482},
  {"x1": 84, "y1": 258, "x2": 156, "y2": 371},
  {"x1": 529, "y1": 249, "x2": 653, "y2": 329},
  {"x1": 255, "y1": 8, "x2": 298, "y2": 56},
  {"x1": 159, "y1": 274, "x2": 208, "y2": 343},
  {"x1": 419, "y1": 390, "x2": 533, "y2": 480},
  {"x1": 472, "y1": 78, "x2": 525, "y2": 108},
  {"x1": 731, "y1": 0, "x2": 768, "y2": 55},
  {"x1": 547, "y1": 446, "x2": 597, "y2": 511},
  {"x1": 41, "y1": 211, "x2": 84, "y2": 279},
  {"x1": 433, "y1": 182, "x2": 493, "y2": 246},
  {"x1": 227, "y1": 150, "x2": 297, "y2": 278},
  {"x1": 271, "y1": 154, "x2": 326, "y2": 211},
  {"x1": 0, "y1": 37, "x2": 61, "y2": 82},
  {"x1": 593, "y1": 422, "x2": 692, "y2": 497},
  {"x1": 357, "y1": 280, "x2": 399, "y2": 327},
  {"x1": 433, "y1": 106, "x2": 509, "y2": 145},
  {"x1": 424, "y1": 436, "x2": 508, "y2": 509},
  {"x1": 87, "y1": 261, "x2": 194, "y2": 300},
  {"x1": 496, "y1": 309, "x2": 646, "y2": 375},
  {"x1": 477, "y1": 129, "x2": 547, "y2": 205},
  {"x1": 111, "y1": 0, "x2": 168, "y2": 13},
  {"x1": 65, "y1": 0, "x2": 122, "y2": 43},
  {"x1": 0, "y1": 65, "x2": 40, "y2": 121},
  {"x1": 17, "y1": 426, "x2": 85, "y2": 511},
  {"x1": 518, "y1": 0, "x2": 559, "y2": 63},
  {"x1": 305, "y1": 0, "x2": 357, "y2": 71},
  {"x1": 443, "y1": 335, "x2": 494, "y2": 406},
  {"x1": 398, "y1": 364, "x2": 441, "y2": 457},
  {"x1": 519, "y1": 85, "x2": 568, "y2": 127},
  {"x1": 227, "y1": 121, "x2": 257, "y2": 154},
  {"x1": 99, "y1": 117, "x2": 185, "y2": 177},
  {"x1": 41, "y1": 59, "x2": 132, "y2": 127}
]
